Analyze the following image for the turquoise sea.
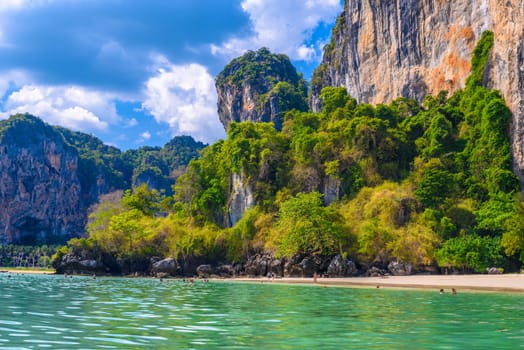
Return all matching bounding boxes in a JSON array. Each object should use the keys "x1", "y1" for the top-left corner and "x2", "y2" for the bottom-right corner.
[{"x1": 0, "y1": 274, "x2": 523, "y2": 349}]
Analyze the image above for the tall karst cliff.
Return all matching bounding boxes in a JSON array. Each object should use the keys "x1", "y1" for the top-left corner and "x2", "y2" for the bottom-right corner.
[
  {"x1": 215, "y1": 48, "x2": 309, "y2": 225},
  {"x1": 0, "y1": 114, "x2": 204, "y2": 244},
  {"x1": 311, "y1": 0, "x2": 524, "y2": 181},
  {"x1": 0, "y1": 115, "x2": 85, "y2": 244},
  {"x1": 216, "y1": 47, "x2": 308, "y2": 131}
]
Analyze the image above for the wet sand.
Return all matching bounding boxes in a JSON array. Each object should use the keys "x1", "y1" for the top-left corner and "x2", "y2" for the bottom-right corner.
[{"x1": 230, "y1": 274, "x2": 524, "y2": 293}]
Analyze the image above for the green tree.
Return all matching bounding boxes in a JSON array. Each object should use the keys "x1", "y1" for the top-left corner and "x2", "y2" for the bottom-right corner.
[
  {"x1": 121, "y1": 183, "x2": 162, "y2": 216},
  {"x1": 436, "y1": 234, "x2": 503, "y2": 272},
  {"x1": 501, "y1": 196, "x2": 524, "y2": 263},
  {"x1": 415, "y1": 168, "x2": 454, "y2": 208},
  {"x1": 275, "y1": 192, "x2": 345, "y2": 257}
]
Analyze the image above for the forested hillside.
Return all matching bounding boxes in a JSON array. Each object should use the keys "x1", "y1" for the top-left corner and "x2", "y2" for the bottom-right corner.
[
  {"x1": 54, "y1": 32, "x2": 524, "y2": 275},
  {"x1": 0, "y1": 113, "x2": 205, "y2": 246}
]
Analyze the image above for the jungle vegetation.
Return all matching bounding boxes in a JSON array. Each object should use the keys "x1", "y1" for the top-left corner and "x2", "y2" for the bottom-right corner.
[{"x1": 54, "y1": 31, "x2": 524, "y2": 273}]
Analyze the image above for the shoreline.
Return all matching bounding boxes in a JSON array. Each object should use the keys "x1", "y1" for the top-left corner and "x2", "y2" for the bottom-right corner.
[
  {"x1": 2, "y1": 269, "x2": 523, "y2": 293},
  {"x1": 224, "y1": 274, "x2": 524, "y2": 293},
  {"x1": 0, "y1": 268, "x2": 54, "y2": 275}
]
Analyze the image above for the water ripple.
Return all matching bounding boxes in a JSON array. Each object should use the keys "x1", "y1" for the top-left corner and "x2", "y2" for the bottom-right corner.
[{"x1": 1, "y1": 274, "x2": 523, "y2": 349}]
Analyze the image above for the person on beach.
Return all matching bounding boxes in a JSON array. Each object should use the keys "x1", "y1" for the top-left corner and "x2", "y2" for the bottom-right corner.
[
  {"x1": 452, "y1": 288, "x2": 457, "y2": 295},
  {"x1": 439, "y1": 288, "x2": 444, "y2": 294}
]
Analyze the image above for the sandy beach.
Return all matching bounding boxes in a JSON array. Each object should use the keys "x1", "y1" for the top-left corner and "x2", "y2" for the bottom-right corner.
[
  {"x1": 0, "y1": 268, "x2": 53, "y2": 275},
  {"x1": 231, "y1": 274, "x2": 524, "y2": 293},
  {"x1": 2, "y1": 268, "x2": 523, "y2": 293}
]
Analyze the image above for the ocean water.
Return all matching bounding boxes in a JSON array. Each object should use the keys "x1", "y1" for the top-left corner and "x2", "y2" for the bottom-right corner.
[{"x1": 0, "y1": 274, "x2": 523, "y2": 349}]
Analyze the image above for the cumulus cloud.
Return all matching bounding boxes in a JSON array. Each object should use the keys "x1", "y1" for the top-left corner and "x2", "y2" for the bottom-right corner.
[
  {"x1": 0, "y1": 70, "x2": 29, "y2": 99},
  {"x1": 211, "y1": 0, "x2": 342, "y2": 62},
  {"x1": 0, "y1": 0, "x2": 27, "y2": 12},
  {"x1": 142, "y1": 58, "x2": 225, "y2": 144},
  {"x1": 125, "y1": 118, "x2": 138, "y2": 128},
  {"x1": 0, "y1": 0, "x2": 54, "y2": 11},
  {"x1": 1, "y1": 84, "x2": 119, "y2": 131}
]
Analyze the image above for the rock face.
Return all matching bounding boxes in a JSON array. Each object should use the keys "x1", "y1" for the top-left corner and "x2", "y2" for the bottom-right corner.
[
  {"x1": 387, "y1": 261, "x2": 413, "y2": 276},
  {"x1": 312, "y1": 0, "x2": 524, "y2": 181},
  {"x1": 216, "y1": 47, "x2": 307, "y2": 131},
  {"x1": 54, "y1": 253, "x2": 107, "y2": 275},
  {"x1": 151, "y1": 258, "x2": 179, "y2": 276},
  {"x1": 0, "y1": 114, "x2": 204, "y2": 244},
  {"x1": 228, "y1": 173, "x2": 255, "y2": 226},
  {"x1": 327, "y1": 255, "x2": 358, "y2": 277},
  {"x1": 0, "y1": 115, "x2": 84, "y2": 244}
]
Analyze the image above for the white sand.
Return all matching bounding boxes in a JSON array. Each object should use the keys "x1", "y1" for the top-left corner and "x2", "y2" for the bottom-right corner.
[
  {"x1": 231, "y1": 274, "x2": 524, "y2": 293},
  {"x1": 0, "y1": 268, "x2": 52, "y2": 275}
]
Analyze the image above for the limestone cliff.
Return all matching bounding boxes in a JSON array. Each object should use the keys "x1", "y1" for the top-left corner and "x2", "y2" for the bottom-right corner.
[
  {"x1": 228, "y1": 173, "x2": 255, "y2": 226},
  {"x1": 216, "y1": 47, "x2": 308, "y2": 131},
  {"x1": 0, "y1": 115, "x2": 204, "y2": 244},
  {"x1": 0, "y1": 115, "x2": 84, "y2": 244},
  {"x1": 312, "y1": 0, "x2": 524, "y2": 180}
]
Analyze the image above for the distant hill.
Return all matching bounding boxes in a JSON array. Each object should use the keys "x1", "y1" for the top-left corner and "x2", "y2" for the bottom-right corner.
[{"x1": 0, "y1": 113, "x2": 205, "y2": 244}]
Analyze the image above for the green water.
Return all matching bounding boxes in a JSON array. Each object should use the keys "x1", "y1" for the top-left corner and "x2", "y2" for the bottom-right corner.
[{"x1": 0, "y1": 274, "x2": 523, "y2": 349}]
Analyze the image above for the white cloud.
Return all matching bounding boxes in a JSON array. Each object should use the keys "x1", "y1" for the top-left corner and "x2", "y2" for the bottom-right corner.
[
  {"x1": 297, "y1": 44, "x2": 316, "y2": 61},
  {"x1": 0, "y1": 70, "x2": 29, "y2": 98},
  {"x1": 0, "y1": 0, "x2": 26, "y2": 12},
  {"x1": 0, "y1": 0, "x2": 54, "y2": 12},
  {"x1": 211, "y1": 0, "x2": 342, "y2": 62},
  {"x1": 142, "y1": 58, "x2": 225, "y2": 144},
  {"x1": 1, "y1": 84, "x2": 119, "y2": 131},
  {"x1": 140, "y1": 131, "x2": 151, "y2": 140},
  {"x1": 125, "y1": 118, "x2": 138, "y2": 127}
]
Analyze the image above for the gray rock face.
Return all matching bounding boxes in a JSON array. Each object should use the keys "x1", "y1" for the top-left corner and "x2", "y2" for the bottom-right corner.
[
  {"x1": 284, "y1": 255, "x2": 322, "y2": 277},
  {"x1": 217, "y1": 78, "x2": 278, "y2": 130},
  {"x1": 313, "y1": 0, "x2": 524, "y2": 182},
  {"x1": 0, "y1": 117, "x2": 84, "y2": 244},
  {"x1": 387, "y1": 261, "x2": 413, "y2": 276},
  {"x1": 55, "y1": 253, "x2": 106, "y2": 275},
  {"x1": 196, "y1": 264, "x2": 215, "y2": 277},
  {"x1": 323, "y1": 175, "x2": 341, "y2": 205},
  {"x1": 366, "y1": 266, "x2": 387, "y2": 277},
  {"x1": 152, "y1": 258, "x2": 179, "y2": 276},
  {"x1": 244, "y1": 253, "x2": 272, "y2": 277},
  {"x1": 486, "y1": 267, "x2": 502, "y2": 274},
  {"x1": 215, "y1": 48, "x2": 307, "y2": 132},
  {"x1": 327, "y1": 255, "x2": 358, "y2": 277},
  {"x1": 269, "y1": 259, "x2": 284, "y2": 277},
  {"x1": 215, "y1": 264, "x2": 241, "y2": 277},
  {"x1": 228, "y1": 173, "x2": 255, "y2": 227}
]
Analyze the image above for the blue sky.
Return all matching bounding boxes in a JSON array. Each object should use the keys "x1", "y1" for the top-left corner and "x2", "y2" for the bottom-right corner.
[{"x1": 0, "y1": 0, "x2": 343, "y2": 150}]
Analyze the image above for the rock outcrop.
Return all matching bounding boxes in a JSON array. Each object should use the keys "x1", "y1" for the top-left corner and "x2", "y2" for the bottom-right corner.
[
  {"x1": 0, "y1": 115, "x2": 84, "y2": 244},
  {"x1": 151, "y1": 257, "x2": 179, "y2": 276},
  {"x1": 312, "y1": 0, "x2": 524, "y2": 181},
  {"x1": 326, "y1": 255, "x2": 358, "y2": 277},
  {"x1": 228, "y1": 173, "x2": 255, "y2": 226},
  {"x1": 216, "y1": 47, "x2": 308, "y2": 131},
  {"x1": 0, "y1": 114, "x2": 204, "y2": 244}
]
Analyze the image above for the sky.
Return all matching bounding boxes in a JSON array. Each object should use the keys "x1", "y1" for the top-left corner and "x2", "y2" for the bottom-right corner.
[{"x1": 0, "y1": 0, "x2": 343, "y2": 150}]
